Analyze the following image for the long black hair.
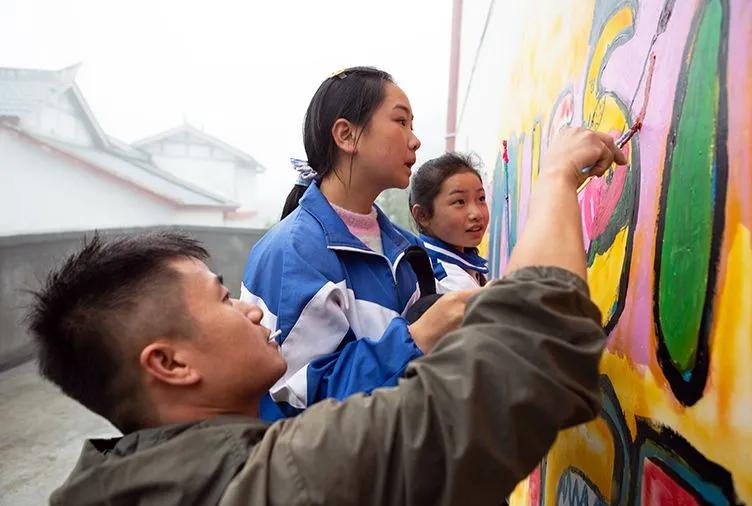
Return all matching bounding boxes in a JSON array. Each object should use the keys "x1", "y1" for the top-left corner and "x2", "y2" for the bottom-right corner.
[{"x1": 280, "y1": 67, "x2": 394, "y2": 220}]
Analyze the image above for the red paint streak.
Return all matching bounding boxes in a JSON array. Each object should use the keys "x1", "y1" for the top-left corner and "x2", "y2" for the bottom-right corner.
[
  {"x1": 641, "y1": 458, "x2": 700, "y2": 506},
  {"x1": 528, "y1": 465, "x2": 542, "y2": 505},
  {"x1": 502, "y1": 140, "x2": 509, "y2": 164},
  {"x1": 636, "y1": 53, "x2": 657, "y2": 124}
]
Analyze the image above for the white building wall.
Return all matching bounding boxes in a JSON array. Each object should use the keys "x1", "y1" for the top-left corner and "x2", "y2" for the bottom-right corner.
[
  {"x1": 150, "y1": 154, "x2": 237, "y2": 199},
  {"x1": 21, "y1": 91, "x2": 95, "y2": 147},
  {"x1": 0, "y1": 130, "x2": 225, "y2": 236},
  {"x1": 150, "y1": 151, "x2": 276, "y2": 227}
]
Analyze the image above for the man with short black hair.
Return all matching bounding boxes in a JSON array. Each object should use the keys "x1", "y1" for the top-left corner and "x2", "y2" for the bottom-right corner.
[{"x1": 28, "y1": 233, "x2": 214, "y2": 433}]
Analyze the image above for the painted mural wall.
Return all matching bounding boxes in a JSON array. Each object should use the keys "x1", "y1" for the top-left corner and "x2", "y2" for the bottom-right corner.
[{"x1": 455, "y1": 0, "x2": 751, "y2": 504}]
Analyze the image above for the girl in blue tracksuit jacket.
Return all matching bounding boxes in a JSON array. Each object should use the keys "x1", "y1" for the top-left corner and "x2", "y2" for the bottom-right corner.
[
  {"x1": 241, "y1": 67, "x2": 436, "y2": 420},
  {"x1": 409, "y1": 152, "x2": 490, "y2": 293}
]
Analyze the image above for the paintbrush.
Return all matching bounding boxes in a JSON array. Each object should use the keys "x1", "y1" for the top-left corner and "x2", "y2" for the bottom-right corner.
[
  {"x1": 580, "y1": 52, "x2": 655, "y2": 175},
  {"x1": 580, "y1": 120, "x2": 642, "y2": 174}
]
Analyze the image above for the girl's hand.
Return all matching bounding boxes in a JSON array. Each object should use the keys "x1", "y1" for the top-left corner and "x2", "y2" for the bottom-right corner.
[
  {"x1": 542, "y1": 127, "x2": 628, "y2": 187},
  {"x1": 409, "y1": 288, "x2": 482, "y2": 353}
]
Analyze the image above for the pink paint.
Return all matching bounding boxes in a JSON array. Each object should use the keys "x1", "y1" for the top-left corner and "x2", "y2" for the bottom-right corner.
[
  {"x1": 499, "y1": 204, "x2": 509, "y2": 268},
  {"x1": 728, "y1": 0, "x2": 752, "y2": 227},
  {"x1": 601, "y1": 0, "x2": 697, "y2": 364},
  {"x1": 502, "y1": 139, "x2": 509, "y2": 164},
  {"x1": 517, "y1": 134, "x2": 533, "y2": 233},
  {"x1": 528, "y1": 465, "x2": 542, "y2": 505},
  {"x1": 580, "y1": 141, "x2": 630, "y2": 238},
  {"x1": 549, "y1": 92, "x2": 575, "y2": 143}
]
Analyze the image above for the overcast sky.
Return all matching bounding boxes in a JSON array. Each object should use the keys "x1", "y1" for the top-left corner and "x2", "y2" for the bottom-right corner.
[{"x1": 1, "y1": 0, "x2": 453, "y2": 195}]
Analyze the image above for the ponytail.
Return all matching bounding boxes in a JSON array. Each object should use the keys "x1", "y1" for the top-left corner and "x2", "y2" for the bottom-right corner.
[{"x1": 280, "y1": 184, "x2": 309, "y2": 220}]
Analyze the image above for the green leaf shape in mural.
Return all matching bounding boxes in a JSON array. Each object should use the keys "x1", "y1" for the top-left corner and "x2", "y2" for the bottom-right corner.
[{"x1": 656, "y1": 0, "x2": 723, "y2": 374}]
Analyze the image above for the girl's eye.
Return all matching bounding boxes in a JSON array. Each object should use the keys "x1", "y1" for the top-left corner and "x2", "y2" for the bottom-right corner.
[
  {"x1": 479, "y1": 195, "x2": 486, "y2": 202},
  {"x1": 452, "y1": 199, "x2": 465, "y2": 206},
  {"x1": 398, "y1": 119, "x2": 408, "y2": 126},
  {"x1": 222, "y1": 291, "x2": 231, "y2": 304}
]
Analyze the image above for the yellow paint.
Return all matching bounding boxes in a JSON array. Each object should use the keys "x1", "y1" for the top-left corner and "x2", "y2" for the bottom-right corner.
[
  {"x1": 587, "y1": 227, "x2": 628, "y2": 325},
  {"x1": 544, "y1": 418, "x2": 616, "y2": 504},
  {"x1": 509, "y1": 477, "x2": 529, "y2": 505},
  {"x1": 478, "y1": 232, "x2": 489, "y2": 259},
  {"x1": 583, "y1": 5, "x2": 634, "y2": 131},
  {"x1": 710, "y1": 224, "x2": 752, "y2": 502},
  {"x1": 498, "y1": 0, "x2": 596, "y2": 138},
  {"x1": 531, "y1": 122, "x2": 541, "y2": 185}
]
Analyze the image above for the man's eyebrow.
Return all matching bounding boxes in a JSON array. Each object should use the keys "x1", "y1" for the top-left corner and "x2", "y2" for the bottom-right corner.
[{"x1": 216, "y1": 274, "x2": 224, "y2": 286}]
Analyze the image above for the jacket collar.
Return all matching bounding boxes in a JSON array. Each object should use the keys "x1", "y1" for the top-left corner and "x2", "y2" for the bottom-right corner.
[
  {"x1": 420, "y1": 234, "x2": 489, "y2": 274},
  {"x1": 299, "y1": 182, "x2": 411, "y2": 263},
  {"x1": 51, "y1": 415, "x2": 269, "y2": 506}
]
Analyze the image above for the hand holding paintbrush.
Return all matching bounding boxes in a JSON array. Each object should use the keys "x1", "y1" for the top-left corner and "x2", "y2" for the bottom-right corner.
[
  {"x1": 580, "y1": 52, "x2": 655, "y2": 175},
  {"x1": 580, "y1": 120, "x2": 642, "y2": 174}
]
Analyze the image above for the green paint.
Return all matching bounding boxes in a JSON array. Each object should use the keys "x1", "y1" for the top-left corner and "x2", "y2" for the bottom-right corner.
[{"x1": 657, "y1": 0, "x2": 722, "y2": 372}]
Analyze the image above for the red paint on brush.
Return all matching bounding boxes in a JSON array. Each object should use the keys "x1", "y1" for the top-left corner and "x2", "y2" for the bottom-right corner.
[
  {"x1": 618, "y1": 120, "x2": 643, "y2": 149},
  {"x1": 502, "y1": 140, "x2": 509, "y2": 164}
]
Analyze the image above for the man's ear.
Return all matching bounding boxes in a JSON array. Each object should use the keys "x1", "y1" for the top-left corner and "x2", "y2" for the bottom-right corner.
[
  {"x1": 139, "y1": 341, "x2": 201, "y2": 386},
  {"x1": 331, "y1": 118, "x2": 359, "y2": 155},
  {"x1": 411, "y1": 204, "x2": 431, "y2": 230}
]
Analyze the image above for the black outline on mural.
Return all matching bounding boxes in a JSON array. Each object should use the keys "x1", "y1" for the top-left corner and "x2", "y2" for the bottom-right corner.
[
  {"x1": 652, "y1": 0, "x2": 729, "y2": 407},
  {"x1": 600, "y1": 376, "x2": 631, "y2": 504},
  {"x1": 555, "y1": 466, "x2": 609, "y2": 506},
  {"x1": 632, "y1": 421, "x2": 740, "y2": 505}
]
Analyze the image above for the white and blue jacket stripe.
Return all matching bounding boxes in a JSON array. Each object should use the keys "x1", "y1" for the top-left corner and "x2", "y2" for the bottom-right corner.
[
  {"x1": 419, "y1": 234, "x2": 489, "y2": 293},
  {"x1": 241, "y1": 183, "x2": 424, "y2": 420}
]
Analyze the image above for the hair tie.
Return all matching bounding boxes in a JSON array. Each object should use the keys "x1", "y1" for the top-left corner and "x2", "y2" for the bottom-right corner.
[{"x1": 291, "y1": 158, "x2": 318, "y2": 187}]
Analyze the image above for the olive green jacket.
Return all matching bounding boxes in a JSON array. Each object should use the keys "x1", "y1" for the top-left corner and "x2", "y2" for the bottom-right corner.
[{"x1": 51, "y1": 266, "x2": 606, "y2": 505}]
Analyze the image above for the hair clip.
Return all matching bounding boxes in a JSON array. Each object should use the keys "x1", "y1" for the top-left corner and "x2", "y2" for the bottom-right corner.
[
  {"x1": 328, "y1": 68, "x2": 349, "y2": 80},
  {"x1": 290, "y1": 158, "x2": 318, "y2": 187}
]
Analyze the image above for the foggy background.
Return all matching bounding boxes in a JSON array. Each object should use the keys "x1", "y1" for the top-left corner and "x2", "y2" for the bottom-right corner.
[{"x1": 1, "y1": 0, "x2": 453, "y2": 227}]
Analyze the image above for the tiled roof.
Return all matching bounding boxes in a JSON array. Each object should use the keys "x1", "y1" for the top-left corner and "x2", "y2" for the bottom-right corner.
[{"x1": 0, "y1": 65, "x2": 78, "y2": 118}]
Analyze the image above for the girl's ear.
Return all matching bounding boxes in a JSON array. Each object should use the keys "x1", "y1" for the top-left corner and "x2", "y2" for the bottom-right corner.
[
  {"x1": 332, "y1": 119, "x2": 359, "y2": 155},
  {"x1": 411, "y1": 204, "x2": 431, "y2": 230}
]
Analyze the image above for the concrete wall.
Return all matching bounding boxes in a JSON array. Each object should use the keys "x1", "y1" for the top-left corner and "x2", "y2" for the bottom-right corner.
[
  {"x1": 457, "y1": 0, "x2": 751, "y2": 504},
  {"x1": 0, "y1": 225, "x2": 266, "y2": 371}
]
